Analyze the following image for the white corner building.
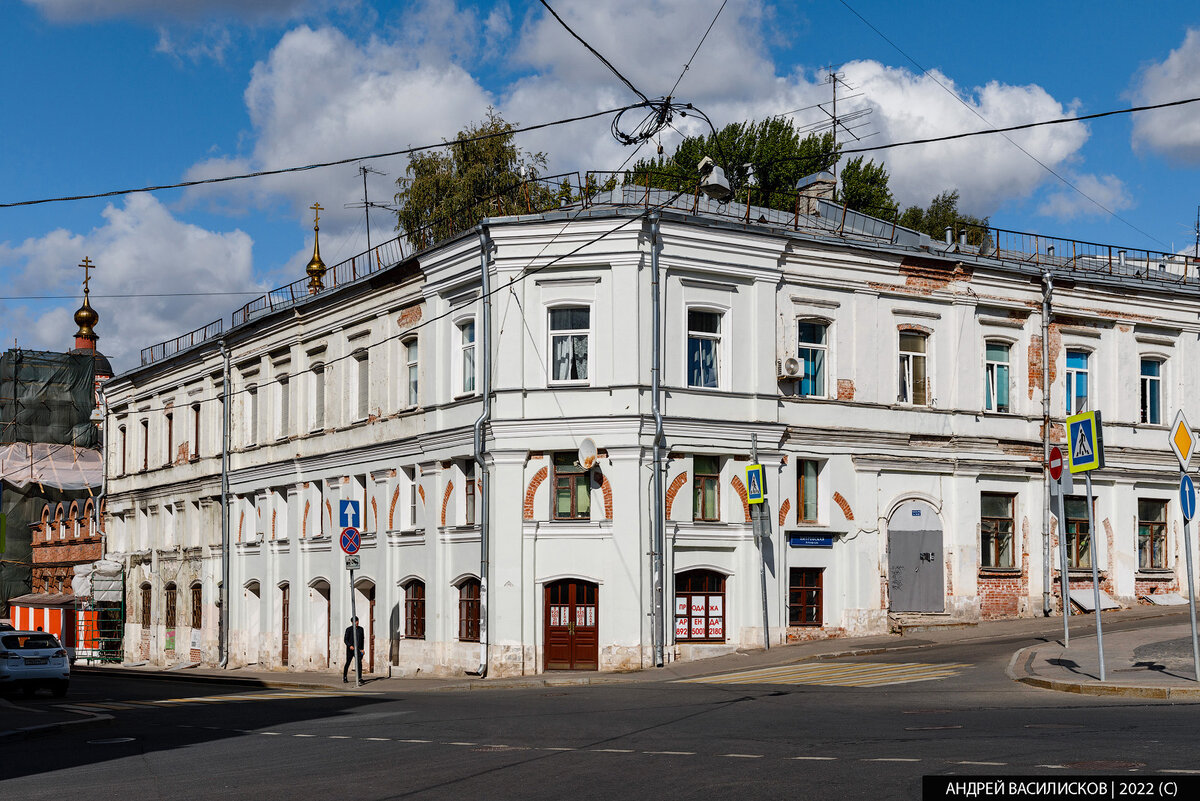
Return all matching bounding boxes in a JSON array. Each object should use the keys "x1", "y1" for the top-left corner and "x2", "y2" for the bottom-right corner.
[{"x1": 100, "y1": 181, "x2": 1200, "y2": 676}]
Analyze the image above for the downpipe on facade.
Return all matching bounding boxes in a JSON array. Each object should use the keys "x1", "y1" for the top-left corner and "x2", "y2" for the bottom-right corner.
[
  {"x1": 468, "y1": 226, "x2": 492, "y2": 678},
  {"x1": 650, "y1": 213, "x2": 665, "y2": 668},
  {"x1": 219, "y1": 340, "x2": 231, "y2": 668},
  {"x1": 1041, "y1": 271, "x2": 1053, "y2": 617}
]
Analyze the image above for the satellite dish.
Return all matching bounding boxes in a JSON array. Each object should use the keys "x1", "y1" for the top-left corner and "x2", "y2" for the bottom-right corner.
[{"x1": 578, "y1": 437, "x2": 598, "y2": 470}]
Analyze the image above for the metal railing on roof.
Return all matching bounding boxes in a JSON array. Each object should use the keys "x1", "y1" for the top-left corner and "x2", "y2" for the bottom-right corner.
[{"x1": 139, "y1": 319, "x2": 223, "y2": 367}]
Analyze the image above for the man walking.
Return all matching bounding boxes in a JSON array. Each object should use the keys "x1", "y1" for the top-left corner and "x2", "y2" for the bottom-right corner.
[{"x1": 343, "y1": 616, "x2": 364, "y2": 683}]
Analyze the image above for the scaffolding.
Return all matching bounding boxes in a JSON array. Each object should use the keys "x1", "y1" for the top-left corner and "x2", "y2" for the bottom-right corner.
[{"x1": 74, "y1": 569, "x2": 124, "y2": 663}]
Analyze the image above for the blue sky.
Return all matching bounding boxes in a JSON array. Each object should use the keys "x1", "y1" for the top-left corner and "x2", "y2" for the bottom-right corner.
[{"x1": 4, "y1": 0, "x2": 1200, "y2": 371}]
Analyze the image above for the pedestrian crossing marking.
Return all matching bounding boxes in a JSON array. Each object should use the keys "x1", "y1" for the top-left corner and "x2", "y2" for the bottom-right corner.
[
  {"x1": 55, "y1": 688, "x2": 368, "y2": 713},
  {"x1": 677, "y1": 661, "x2": 972, "y2": 687}
]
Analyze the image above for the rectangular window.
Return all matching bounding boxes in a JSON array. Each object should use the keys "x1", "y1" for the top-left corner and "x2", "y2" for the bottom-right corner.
[
  {"x1": 191, "y1": 404, "x2": 201, "y2": 458},
  {"x1": 165, "y1": 413, "x2": 173, "y2": 465},
  {"x1": 355, "y1": 351, "x2": 369, "y2": 419},
  {"x1": 797, "y1": 321, "x2": 827, "y2": 397},
  {"x1": 980, "y1": 493, "x2": 1015, "y2": 568},
  {"x1": 788, "y1": 568, "x2": 823, "y2": 627},
  {"x1": 692, "y1": 455, "x2": 720, "y2": 521},
  {"x1": 460, "y1": 321, "x2": 476, "y2": 394},
  {"x1": 687, "y1": 310, "x2": 721, "y2": 389},
  {"x1": 458, "y1": 579, "x2": 480, "y2": 642},
  {"x1": 405, "y1": 340, "x2": 419, "y2": 407},
  {"x1": 1065, "y1": 350, "x2": 1089, "y2": 415},
  {"x1": 408, "y1": 475, "x2": 419, "y2": 529},
  {"x1": 119, "y1": 426, "x2": 127, "y2": 475},
  {"x1": 798, "y1": 460, "x2": 819, "y2": 523},
  {"x1": 141, "y1": 585, "x2": 151, "y2": 626},
  {"x1": 247, "y1": 385, "x2": 258, "y2": 446},
  {"x1": 1064, "y1": 495, "x2": 1092, "y2": 569},
  {"x1": 278, "y1": 375, "x2": 290, "y2": 437},
  {"x1": 674, "y1": 571, "x2": 726, "y2": 642},
  {"x1": 550, "y1": 307, "x2": 590, "y2": 382},
  {"x1": 405, "y1": 581, "x2": 426, "y2": 639},
  {"x1": 1138, "y1": 499, "x2": 1167, "y2": 569},
  {"x1": 191, "y1": 585, "x2": 202, "y2": 630},
  {"x1": 141, "y1": 419, "x2": 149, "y2": 471},
  {"x1": 1140, "y1": 359, "x2": 1162, "y2": 425},
  {"x1": 464, "y1": 462, "x2": 476, "y2": 526},
  {"x1": 312, "y1": 365, "x2": 325, "y2": 430},
  {"x1": 165, "y1": 586, "x2": 177, "y2": 629},
  {"x1": 898, "y1": 331, "x2": 928, "y2": 405},
  {"x1": 553, "y1": 452, "x2": 591, "y2": 520},
  {"x1": 985, "y1": 342, "x2": 1011, "y2": 413}
]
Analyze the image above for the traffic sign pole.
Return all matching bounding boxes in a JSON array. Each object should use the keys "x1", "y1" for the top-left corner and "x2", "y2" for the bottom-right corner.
[
  {"x1": 1048, "y1": 446, "x2": 1070, "y2": 647},
  {"x1": 1084, "y1": 472, "x2": 1105, "y2": 681},
  {"x1": 349, "y1": 566, "x2": 361, "y2": 687},
  {"x1": 1181, "y1": 472, "x2": 1200, "y2": 683}
]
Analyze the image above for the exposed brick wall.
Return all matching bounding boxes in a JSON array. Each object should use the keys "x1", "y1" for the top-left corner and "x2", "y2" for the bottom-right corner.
[
  {"x1": 979, "y1": 573, "x2": 1022, "y2": 618},
  {"x1": 778, "y1": 498, "x2": 791, "y2": 527},
  {"x1": 397, "y1": 305, "x2": 423, "y2": 328},
  {"x1": 664, "y1": 472, "x2": 688, "y2": 520},
  {"x1": 388, "y1": 487, "x2": 400, "y2": 530},
  {"x1": 897, "y1": 322, "x2": 933, "y2": 335},
  {"x1": 524, "y1": 466, "x2": 548, "y2": 520},
  {"x1": 833, "y1": 492, "x2": 854, "y2": 521},
  {"x1": 325, "y1": 500, "x2": 333, "y2": 531},
  {"x1": 271, "y1": 509, "x2": 277, "y2": 540},
  {"x1": 370, "y1": 496, "x2": 378, "y2": 531},
  {"x1": 836, "y1": 379, "x2": 856, "y2": 400},
  {"x1": 441, "y1": 480, "x2": 454, "y2": 527},
  {"x1": 237, "y1": 511, "x2": 244, "y2": 543},
  {"x1": 787, "y1": 626, "x2": 847, "y2": 643},
  {"x1": 730, "y1": 475, "x2": 750, "y2": 523},
  {"x1": 1134, "y1": 574, "x2": 1178, "y2": 600},
  {"x1": 302, "y1": 501, "x2": 310, "y2": 539},
  {"x1": 418, "y1": 485, "x2": 425, "y2": 506},
  {"x1": 599, "y1": 473, "x2": 613, "y2": 520}
]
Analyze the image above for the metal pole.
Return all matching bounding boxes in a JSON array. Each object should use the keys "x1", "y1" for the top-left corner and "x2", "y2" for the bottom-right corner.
[
  {"x1": 218, "y1": 341, "x2": 231, "y2": 669},
  {"x1": 650, "y1": 214, "x2": 665, "y2": 667},
  {"x1": 1055, "y1": 481, "x2": 1070, "y2": 647},
  {"x1": 752, "y1": 434, "x2": 769, "y2": 651},
  {"x1": 361, "y1": 167, "x2": 372, "y2": 255},
  {"x1": 349, "y1": 568, "x2": 361, "y2": 687},
  {"x1": 1182, "y1": 470, "x2": 1200, "y2": 682},
  {"x1": 1084, "y1": 472, "x2": 1105, "y2": 681},
  {"x1": 1041, "y1": 272, "x2": 1053, "y2": 617}
]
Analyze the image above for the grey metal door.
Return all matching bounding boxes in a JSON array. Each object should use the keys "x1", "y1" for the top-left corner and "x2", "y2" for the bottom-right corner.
[{"x1": 887, "y1": 501, "x2": 944, "y2": 612}]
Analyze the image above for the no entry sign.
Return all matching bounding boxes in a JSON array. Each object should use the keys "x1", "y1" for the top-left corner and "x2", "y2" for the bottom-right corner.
[{"x1": 1048, "y1": 446, "x2": 1063, "y2": 481}]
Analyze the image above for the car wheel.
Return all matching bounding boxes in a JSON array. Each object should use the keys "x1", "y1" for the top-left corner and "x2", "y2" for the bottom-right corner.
[{"x1": 51, "y1": 681, "x2": 69, "y2": 698}]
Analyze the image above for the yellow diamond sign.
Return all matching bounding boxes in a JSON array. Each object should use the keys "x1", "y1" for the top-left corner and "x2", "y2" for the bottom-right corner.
[{"x1": 1170, "y1": 410, "x2": 1194, "y2": 470}]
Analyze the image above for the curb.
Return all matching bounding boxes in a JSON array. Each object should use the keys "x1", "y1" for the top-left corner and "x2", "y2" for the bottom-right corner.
[
  {"x1": 1005, "y1": 643, "x2": 1200, "y2": 700},
  {"x1": 73, "y1": 665, "x2": 333, "y2": 691},
  {"x1": 0, "y1": 711, "x2": 112, "y2": 742}
]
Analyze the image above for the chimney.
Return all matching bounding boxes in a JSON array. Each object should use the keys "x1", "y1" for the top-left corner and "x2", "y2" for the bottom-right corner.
[{"x1": 795, "y1": 171, "x2": 836, "y2": 216}]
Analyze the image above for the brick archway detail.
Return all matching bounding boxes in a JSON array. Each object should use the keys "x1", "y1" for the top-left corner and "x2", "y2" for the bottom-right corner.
[
  {"x1": 388, "y1": 487, "x2": 400, "y2": 530},
  {"x1": 325, "y1": 500, "x2": 333, "y2": 533},
  {"x1": 237, "y1": 511, "x2": 244, "y2": 543},
  {"x1": 524, "y1": 466, "x2": 549, "y2": 520},
  {"x1": 832, "y1": 491, "x2": 855, "y2": 521},
  {"x1": 441, "y1": 480, "x2": 454, "y2": 526},
  {"x1": 370, "y1": 496, "x2": 378, "y2": 531},
  {"x1": 599, "y1": 473, "x2": 613, "y2": 519},
  {"x1": 665, "y1": 472, "x2": 688, "y2": 519},
  {"x1": 730, "y1": 475, "x2": 750, "y2": 523},
  {"x1": 777, "y1": 498, "x2": 791, "y2": 527},
  {"x1": 302, "y1": 500, "x2": 310, "y2": 538},
  {"x1": 418, "y1": 485, "x2": 425, "y2": 505}
]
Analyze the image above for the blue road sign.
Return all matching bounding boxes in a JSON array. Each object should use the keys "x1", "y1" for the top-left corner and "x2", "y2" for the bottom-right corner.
[
  {"x1": 1182, "y1": 475, "x2": 1196, "y2": 524},
  {"x1": 339, "y1": 499, "x2": 360, "y2": 529},
  {"x1": 746, "y1": 464, "x2": 765, "y2": 505},
  {"x1": 340, "y1": 526, "x2": 361, "y2": 555},
  {"x1": 1066, "y1": 410, "x2": 1105, "y2": 473}
]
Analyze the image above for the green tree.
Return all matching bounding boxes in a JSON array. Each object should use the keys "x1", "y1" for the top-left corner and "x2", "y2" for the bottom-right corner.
[
  {"x1": 394, "y1": 108, "x2": 553, "y2": 249},
  {"x1": 838, "y1": 156, "x2": 895, "y2": 217},
  {"x1": 898, "y1": 190, "x2": 990, "y2": 246}
]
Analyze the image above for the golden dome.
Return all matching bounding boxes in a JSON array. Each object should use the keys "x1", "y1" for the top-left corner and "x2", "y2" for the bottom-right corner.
[
  {"x1": 74, "y1": 293, "x2": 99, "y2": 340},
  {"x1": 306, "y1": 201, "x2": 326, "y2": 294}
]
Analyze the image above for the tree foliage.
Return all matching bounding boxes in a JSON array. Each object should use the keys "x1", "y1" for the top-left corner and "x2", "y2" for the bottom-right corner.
[
  {"x1": 838, "y1": 156, "x2": 895, "y2": 218},
  {"x1": 898, "y1": 190, "x2": 990, "y2": 246},
  {"x1": 394, "y1": 108, "x2": 555, "y2": 249}
]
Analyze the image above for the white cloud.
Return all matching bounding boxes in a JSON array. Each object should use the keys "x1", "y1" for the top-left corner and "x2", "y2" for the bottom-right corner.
[
  {"x1": 1036, "y1": 173, "x2": 1133, "y2": 221},
  {"x1": 0, "y1": 195, "x2": 257, "y2": 372},
  {"x1": 1130, "y1": 28, "x2": 1200, "y2": 164}
]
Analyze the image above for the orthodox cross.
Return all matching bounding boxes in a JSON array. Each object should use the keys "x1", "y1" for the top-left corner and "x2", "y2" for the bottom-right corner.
[
  {"x1": 310, "y1": 202, "x2": 323, "y2": 230},
  {"x1": 79, "y1": 256, "x2": 95, "y2": 293}
]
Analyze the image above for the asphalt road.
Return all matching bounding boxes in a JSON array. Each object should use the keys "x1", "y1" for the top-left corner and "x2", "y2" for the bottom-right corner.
[{"x1": 4, "y1": 620, "x2": 1199, "y2": 801}]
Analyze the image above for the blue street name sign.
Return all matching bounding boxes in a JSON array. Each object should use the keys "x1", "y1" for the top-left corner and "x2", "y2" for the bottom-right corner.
[
  {"x1": 789, "y1": 535, "x2": 834, "y2": 548},
  {"x1": 1181, "y1": 475, "x2": 1196, "y2": 524},
  {"x1": 340, "y1": 526, "x2": 361, "y2": 555},
  {"x1": 339, "y1": 499, "x2": 360, "y2": 529}
]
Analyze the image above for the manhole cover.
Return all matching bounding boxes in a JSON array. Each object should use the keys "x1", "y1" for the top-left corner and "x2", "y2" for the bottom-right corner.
[
  {"x1": 1063, "y1": 760, "x2": 1145, "y2": 771},
  {"x1": 88, "y1": 737, "x2": 136, "y2": 745}
]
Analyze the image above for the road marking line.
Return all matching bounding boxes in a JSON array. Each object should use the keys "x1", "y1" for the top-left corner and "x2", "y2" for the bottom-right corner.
[
  {"x1": 447, "y1": 742, "x2": 476, "y2": 746},
  {"x1": 644, "y1": 751, "x2": 695, "y2": 755},
  {"x1": 905, "y1": 725, "x2": 963, "y2": 731},
  {"x1": 957, "y1": 761, "x2": 1006, "y2": 766},
  {"x1": 592, "y1": 748, "x2": 634, "y2": 753},
  {"x1": 328, "y1": 735, "x2": 351, "y2": 739},
  {"x1": 260, "y1": 732, "x2": 281, "y2": 736},
  {"x1": 1036, "y1": 765, "x2": 1068, "y2": 769},
  {"x1": 397, "y1": 739, "x2": 430, "y2": 743},
  {"x1": 293, "y1": 734, "x2": 316, "y2": 738},
  {"x1": 792, "y1": 756, "x2": 838, "y2": 760},
  {"x1": 364, "y1": 737, "x2": 390, "y2": 741},
  {"x1": 866, "y1": 758, "x2": 921, "y2": 762},
  {"x1": 1162, "y1": 769, "x2": 1200, "y2": 774},
  {"x1": 541, "y1": 747, "x2": 576, "y2": 751},
  {"x1": 723, "y1": 754, "x2": 764, "y2": 759}
]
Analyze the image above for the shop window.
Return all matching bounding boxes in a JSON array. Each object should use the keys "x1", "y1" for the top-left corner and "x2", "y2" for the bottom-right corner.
[
  {"x1": 404, "y1": 580, "x2": 426, "y2": 639},
  {"x1": 552, "y1": 452, "x2": 590, "y2": 520},
  {"x1": 458, "y1": 578, "x2": 480, "y2": 642},
  {"x1": 674, "y1": 570, "x2": 725, "y2": 642},
  {"x1": 692, "y1": 455, "x2": 720, "y2": 521},
  {"x1": 980, "y1": 493, "x2": 1015, "y2": 568},
  {"x1": 789, "y1": 568, "x2": 823, "y2": 627},
  {"x1": 1138, "y1": 499, "x2": 1167, "y2": 569}
]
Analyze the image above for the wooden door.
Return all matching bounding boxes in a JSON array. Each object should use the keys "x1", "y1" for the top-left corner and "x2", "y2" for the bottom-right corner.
[
  {"x1": 544, "y1": 580, "x2": 599, "y2": 670},
  {"x1": 368, "y1": 592, "x2": 376, "y2": 674},
  {"x1": 281, "y1": 585, "x2": 290, "y2": 666}
]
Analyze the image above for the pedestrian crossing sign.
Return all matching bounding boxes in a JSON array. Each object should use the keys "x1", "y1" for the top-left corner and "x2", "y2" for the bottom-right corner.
[
  {"x1": 1066, "y1": 410, "x2": 1104, "y2": 473},
  {"x1": 746, "y1": 464, "x2": 766, "y2": 504}
]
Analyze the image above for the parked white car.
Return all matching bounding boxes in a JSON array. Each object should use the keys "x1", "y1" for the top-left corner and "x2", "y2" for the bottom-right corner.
[{"x1": 0, "y1": 631, "x2": 70, "y2": 697}]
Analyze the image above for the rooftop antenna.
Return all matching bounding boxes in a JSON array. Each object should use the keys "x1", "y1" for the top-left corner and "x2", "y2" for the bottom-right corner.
[{"x1": 345, "y1": 165, "x2": 387, "y2": 254}]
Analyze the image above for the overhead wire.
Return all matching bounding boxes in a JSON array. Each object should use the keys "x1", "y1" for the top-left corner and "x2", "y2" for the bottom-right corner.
[
  {"x1": 836, "y1": 0, "x2": 1166, "y2": 246},
  {"x1": 665, "y1": 0, "x2": 728, "y2": 99},
  {"x1": 537, "y1": 0, "x2": 650, "y2": 103}
]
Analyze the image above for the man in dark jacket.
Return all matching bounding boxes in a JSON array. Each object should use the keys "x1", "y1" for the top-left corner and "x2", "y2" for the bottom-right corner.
[{"x1": 343, "y1": 616, "x2": 364, "y2": 683}]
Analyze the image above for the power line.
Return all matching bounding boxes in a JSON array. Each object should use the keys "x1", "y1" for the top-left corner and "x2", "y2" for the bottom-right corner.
[
  {"x1": 666, "y1": 0, "x2": 729, "y2": 99},
  {"x1": 538, "y1": 0, "x2": 650, "y2": 103},
  {"x1": 0, "y1": 291, "x2": 263, "y2": 301},
  {"x1": 836, "y1": 0, "x2": 1165, "y2": 246},
  {"x1": 0, "y1": 105, "x2": 634, "y2": 210}
]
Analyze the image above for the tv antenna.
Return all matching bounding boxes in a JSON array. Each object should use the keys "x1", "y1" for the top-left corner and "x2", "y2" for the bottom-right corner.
[{"x1": 345, "y1": 165, "x2": 388, "y2": 253}]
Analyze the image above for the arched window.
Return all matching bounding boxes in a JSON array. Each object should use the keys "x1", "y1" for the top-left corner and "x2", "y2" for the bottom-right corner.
[
  {"x1": 1140, "y1": 357, "x2": 1164, "y2": 425},
  {"x1": 898, "y1": 330, "x2": 929, "y2": 405},
  {"x1": 141, "y1": 583, "x2": 152, "y2": 626},
  {"x1": 984, "y1": 340, "x2": 1011, "y2": 413},
  {"x1": 674, "y1": 570, "x2": 726, "y2": 643},
  {"x1": 403, "y1": 579, "x2": 426, "y2": 639},
  {"x1": 164, "y1": 583, "x2": 177, "y2": 629},
  {"x1": 457, "y1": 578, "x2": 480, "y2": 642},
  {"x1": 53, "y1": 504, "x2": 65, "y2": 540},
  {"x1": 190, "y1": 582, "x2": 203, "y2": 630}
]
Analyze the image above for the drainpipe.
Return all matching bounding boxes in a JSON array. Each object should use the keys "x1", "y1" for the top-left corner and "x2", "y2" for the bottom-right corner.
[
  {"x1": 650, "y1": 213, "x2": 665, "y2": 667},
  {"x1": 218, "y1": 340, "x2": 231, "y2": 668},
  {"x1": 96, "y1": 383, "x2": 108, "y2": 579},
  {"x1": 1041, "y1": 272, "x2": 1053, "y2": 617},
  {"x1": 469, "y1": 226, "x2": 492, "y2": 678}
]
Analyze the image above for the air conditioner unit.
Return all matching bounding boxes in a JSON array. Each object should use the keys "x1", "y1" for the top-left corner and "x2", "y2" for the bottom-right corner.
[{"x1": 777, "y1": 356, "x2": 802, "y2": 380}]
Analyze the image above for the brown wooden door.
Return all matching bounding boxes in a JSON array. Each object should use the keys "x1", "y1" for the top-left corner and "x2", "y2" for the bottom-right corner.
[
  {"x1": 368, "y1": 592, "x2": 376, "y2": 674},
  {"x1": 281, "y1": 585, "x2": 290, "y2": 667},
  {"x1": 544, "y1": 580, "x2": 598, "y2": 670}
]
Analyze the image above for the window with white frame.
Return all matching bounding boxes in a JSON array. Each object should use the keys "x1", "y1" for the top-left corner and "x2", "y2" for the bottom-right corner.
[
  {"x1": 984, "y1": 341, "x2": 1011, "y2": 413},
  {"x1": 459, "y1": 320, "x2": 476, "y2": 395},
  {"x1": 246, "y1": 384, "x2": 258, "y2": 446},
  {"x1": 354, "y1": 349, "x2": 369, "y2": 419},
  {"x1": 405, "y1": 468, "x2": 420, "y2": 530},
  {"x1": 797, "y1": 320, "x2": 827, "y2": 397},
  {"x1": 404, "y1": 339, "x2": 419, "y2": 407},
  {"x1": 549, "y1": 306, "x2": 590, "y2": 382},
  {"x1": 1065, "y1": 350, "x2": 1089, "y2": 414},
  {"x1": 687, "y1": 309, "x2": 721, "y2": 389},
  {"x1": 311, "y1": 363, "x2": 325, "y2": 431},
  {"x1": 277, "y1": 375, "x2": 290, "y2": 438},
  {"x1": 898, "y1": 330, "x2": 929, "y2": 406},
  {"x1": 1140, "y1": 358, "x2": 1162, "y2": 425}
]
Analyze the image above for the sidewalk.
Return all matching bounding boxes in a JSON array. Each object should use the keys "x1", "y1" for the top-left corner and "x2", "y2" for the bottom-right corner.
[{"x1": 68, "y1": 606, "x2": 1197, "y2": 697}]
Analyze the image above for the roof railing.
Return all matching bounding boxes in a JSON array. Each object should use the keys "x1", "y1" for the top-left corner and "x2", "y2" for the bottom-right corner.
[{"x1": 139, "y1": 318, "x2": 224, "y2": 366}]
